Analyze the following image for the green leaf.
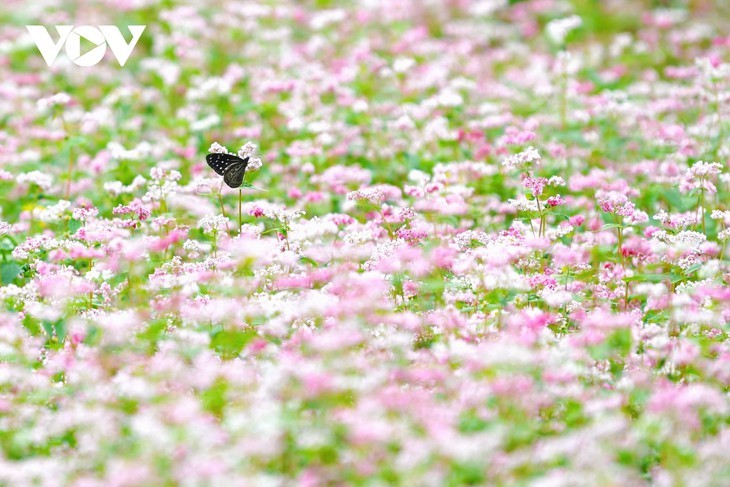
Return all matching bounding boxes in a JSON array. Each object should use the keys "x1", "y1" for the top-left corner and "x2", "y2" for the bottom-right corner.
[
  {"x1": 68, "y1": 219, "x2": 83, "y2": 234},
  {"x1": 210, "y1": 328, "x2": 257, "y2": 359},
  {"x1": 1, "y1": 262, "x2": 22, "y2": 285},
  {"x1": 54, "y1": 320, "x2": 67, "y2": 342},
  {"x1": 299, "y1": 256, "x2": 319, "y2": 267},
  {"x1": 601, "y1": 223, "x2": 624, "y2": 230},
  {"x1": 241, "y1": 181, "x2": 267, "y2": 192}
]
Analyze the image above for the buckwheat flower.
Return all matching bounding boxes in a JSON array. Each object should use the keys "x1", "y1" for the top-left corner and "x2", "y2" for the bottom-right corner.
[
  {"x1": 103, "y1": 175, "x2": 147, "y2": 196},
  {"x1": 681, "y1": 161, "x2": 724, "y2": 194},
  {"x1": 502, "y1": 147, "x2": 541, "y2": 169},
  {"x1": 710, "y1": 210, "x2": 730, "y2": 222},
  {"x1": 455, "y1": 230, "x2": 492, "y2": 250},
  {"x1": 347, "y1": 185, "x2": 402, "y2": 205},
  {"x1": 347, "y1": 187, "x2": 386, "y2": 205},
  {"x1": 546, "y1": 195, "x2": 565, "y2": 207},
  {"x1": 390, "y1": 114, "x2": 416, "y2": 131},
  {"x1": 672, "y1": 231, "x2": 707, "y2": 247},
  {"x1": 144, "y1": 168, "x2": 181, "y2": 202},
  {"x1": 654, "y1": 209, "x2": 700, "y2": 229},
  {"x1": 363, "y1": 239, "x2": 408, "y2": 271},
  {"x1": 114, "y1": 200, "x2": 151, "y2": 221},
  {"x1": 36, "y1": 92, "x2": 71, "y2": 111},
  {"x1": 695, "y1": 57, "x2": 730, "y2": 83},
  {"x1": 436, "y1": 88, "x2": 463, "y2": 107},
  {"x1": 499, "y1": 126, "x2": 537, "y2": 146},
  {"x1": 150, "y1": 167, "x2": 181, "y2": 182},
  {"x1": 622, "y1": 206, "x2": 649, "y2": 224},
  {"x1": 183, "y1": 239, "x2": 204, "y2": 258},
  {"x1": 690, "y1": 160, "x2": 723, "y2": 177},
  {"x1": 199, "y1": 214, "x2": 228, "y2": 233},
  {"x1": 268, "y1": 207, "x2": 306, "y2": 224},
  {"x1": 17, "y1": 171, "x2": 53, "y2": 191},
  {"x1": 190, "y1": 114, "x2": 221, "y2": 132},
  {"x1": 208, "y1": 141, "x2": 229, "y2": 154},
  {"x1": 548, "y1": 176, "x2": 566, "y2": 186},
  {"x1": 0, "y1": 221, "x2": 10, "y2": 236},
  {"x1": 423, "y1": 116, "x2": 457, "y2": 142},
  {"x1": 72, "y1": 207, "x2": 99, "y2": 221},
  {"x1": 508, "y1": 196, "x2": 539, "y2": 212},
  {"x1": 523, "y1": 176, "x2": 548, "y2": 196},
  {"x1": 597, "y1": 191, "x2": 628, "y2": 213},
  {"x1": 35, "y1": 200, "x2": 71, "y2": 223},
  {"x1": 237, "y1": 141, "x2": 263, "y2": 172},
  {"x1": 393, "y1": 57, "x2": 415, "y2": 73},
  {"x1": 237, "y1": 224, "x2": 262, "y2": 239},
  {"x1": 546, "y1": 15, "x2": 582, "y2": 45},
  {"x1": 107, "y1": 141, "x2": 153, "y2": 161}
]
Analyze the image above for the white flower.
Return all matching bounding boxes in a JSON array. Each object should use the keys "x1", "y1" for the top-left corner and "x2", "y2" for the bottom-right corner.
[
  {"x1": 104, "y1": 175, "x2": 147, "y2": 196},
  {"x1": 237, "y1": 141, "x2": 263, "y2": 172},
  {"x1": 208, "y1": 141, "x2": 229, "y2": 154},
  {"x1": 507, "y1": 196, "x2": 539, "y2": 212},
  {"x1": 393, "y1": 57, "x2": 415, "y2": 73},
  {"x1": 190, "y1": 114, "x2": 220, "y2": 132},
  {"x1": 17, "y1": 171, "x2": 53, "y2": 191},
  {"x1": 546, "y1": 15, "x2": 582, "y2": 44},
  {"x1": 502, "y1": 147, "x2": 541, "y2": 169},
  {"x1": 689, "y1": 160, "x2": 723, "y2": 178},
  {"x1": 34, "y1": 200, "x2": 71, "y2": 223},
  {"x1": 37, "y1": 92, "x2": 71, "y2": 111},
  {"x1": 548, "y1": 176, "x2": 566, "y2": 186},
  {"x1": 199, "y1": 214, "x2": 229, "y2": 233}
]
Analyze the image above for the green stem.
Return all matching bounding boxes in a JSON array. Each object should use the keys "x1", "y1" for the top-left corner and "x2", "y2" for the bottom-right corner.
[
  {"x1": 212, "y1": 230, "x2": 218, "y2": 259},
  {"x1": 66, "y1": 146, "x2": 74, "y2": 200},
  {"x1": 216, "y1": 191, "x2": 231, "y2": 235},
  {"x1": 697, "y1": 188, "x2": 705, "y2": 234},
  {"x1": 618, "y1": 229, "x2": 624, "y2": 265},
  {"x1": 376, "y1": 208, "x2": 396, "y2": 239}
]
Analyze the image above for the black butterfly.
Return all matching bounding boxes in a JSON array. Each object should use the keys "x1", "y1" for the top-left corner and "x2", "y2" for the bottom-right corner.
[{"x1": 206, "y1": 153, "x2": 250, "y2": 188}]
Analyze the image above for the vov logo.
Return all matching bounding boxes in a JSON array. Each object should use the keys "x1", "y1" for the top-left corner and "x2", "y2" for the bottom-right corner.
[{"x1": 26, "y1": 25, "x2": 146, "y2": 67}]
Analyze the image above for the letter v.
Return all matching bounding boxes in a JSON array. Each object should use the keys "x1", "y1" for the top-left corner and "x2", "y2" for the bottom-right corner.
[
  {"x1": 26, "y1": 26, "x2": 72, "y2": 66},
  {"x1": 99, "y1": 26, "x2": 145, "y2": 67}
]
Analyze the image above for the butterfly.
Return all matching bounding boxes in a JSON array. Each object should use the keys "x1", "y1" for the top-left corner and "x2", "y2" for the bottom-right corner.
[{"x1": 206, "y1": 153, "x2": 250, "y2": 188}]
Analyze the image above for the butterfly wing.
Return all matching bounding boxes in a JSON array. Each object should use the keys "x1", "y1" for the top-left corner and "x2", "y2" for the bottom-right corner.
[
  {"x1": 223, "y1": 156, "x2": 249, "y2": 188},
  {"x1": 206, "y1": 153, "x2": 244, "y2": 176}
]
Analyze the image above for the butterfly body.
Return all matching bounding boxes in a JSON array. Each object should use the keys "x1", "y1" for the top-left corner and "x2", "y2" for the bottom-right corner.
[{"x1": 206, "y1": 153, "x2": 250, "y2": 188}]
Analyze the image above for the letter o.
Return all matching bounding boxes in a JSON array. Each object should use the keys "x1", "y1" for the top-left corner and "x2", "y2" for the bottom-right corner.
[{"x1": 66, "y1": 25, "x2": 106, "y2": 66}]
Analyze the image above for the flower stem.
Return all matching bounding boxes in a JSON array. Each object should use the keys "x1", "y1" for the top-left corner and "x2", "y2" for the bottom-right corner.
[
  {"x1": 65, "y1": 146, "x2": 74, "y2": 200},
  {"x1": 697, "y1": 188, "x2": 706, "y2": 234},
  {"x1": 617, "y1": 226, "x2": 625, "y2": 268},
  {"x1": 216, "y1": 186, "x2": 231, "y2": 235}
]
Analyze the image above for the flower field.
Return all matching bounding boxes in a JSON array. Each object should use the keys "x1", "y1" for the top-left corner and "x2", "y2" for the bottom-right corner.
[{"x1": 1, "y1": 0, "x2": 730, "y2": 485}]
